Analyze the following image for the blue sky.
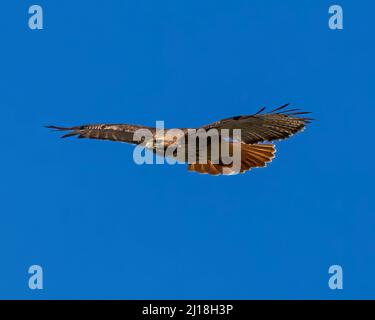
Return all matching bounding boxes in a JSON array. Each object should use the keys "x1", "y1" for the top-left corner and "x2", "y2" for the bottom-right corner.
[{"x1": 1, "y1": 0, "x2": 374, "y2": 299}]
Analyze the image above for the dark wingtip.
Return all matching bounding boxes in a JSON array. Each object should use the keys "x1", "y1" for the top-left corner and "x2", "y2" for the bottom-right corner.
[
  {"x1": 61, "y1": 133, "x2": 75, "y2": 138},
  {"x1": 45, "y1": 125, "x2": 60, "y2": 130},
  {"x1": 45, "y1": 125, "x2": 81, "y2": 138},
  {"x1": 46, "y1": 125, "x2": 67, "y2": 130},
  {"x1": 45, "y1": 125, "x2": 80, "y2": 131},
  {"x1": 289, "y1": 111, "x2": 312, "y2": 115},
  {"x1": 254, "y1": 106, "x2": 266, "y2": 115},
  {"x1": 269, "y1": 103, "x2": 291, "y2": 113}
]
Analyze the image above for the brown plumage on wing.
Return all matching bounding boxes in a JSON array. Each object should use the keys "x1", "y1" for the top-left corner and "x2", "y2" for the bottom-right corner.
[{"x1": 47, "y1": 103, "x2": 313, "y2": 175}]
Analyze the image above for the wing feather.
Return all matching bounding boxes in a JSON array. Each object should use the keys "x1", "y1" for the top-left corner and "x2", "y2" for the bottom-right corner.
[
  {"x1": 202, "y1": 104, "x2": 312, "y2": 144},
  {"x1": 46, "y1": 124, "x2": 155, "y2": 144}
]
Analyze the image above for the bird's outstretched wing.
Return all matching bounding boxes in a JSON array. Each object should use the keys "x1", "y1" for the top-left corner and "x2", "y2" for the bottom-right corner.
[
  {"x1": 202, "y1": 103, "x2": 313, "y2": 144},
  {"x1": 46, "y1": 124, "x2": 155, "y2": 144}
]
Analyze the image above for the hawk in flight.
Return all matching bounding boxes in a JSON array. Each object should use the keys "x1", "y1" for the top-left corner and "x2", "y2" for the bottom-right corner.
[{"x1": 47, "y1": 104, "x2": 312, "y2": 175}]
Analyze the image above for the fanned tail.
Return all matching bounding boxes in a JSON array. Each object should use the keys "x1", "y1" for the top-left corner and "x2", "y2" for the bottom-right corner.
[{"x1": 188, "y1": 143, "x2": 276, "y2": 175}]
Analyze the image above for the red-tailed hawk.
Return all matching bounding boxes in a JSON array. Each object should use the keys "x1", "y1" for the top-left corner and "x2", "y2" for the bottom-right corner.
[{"x1": 47, "y1": 104, "x2": 312, "y2": 175}]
